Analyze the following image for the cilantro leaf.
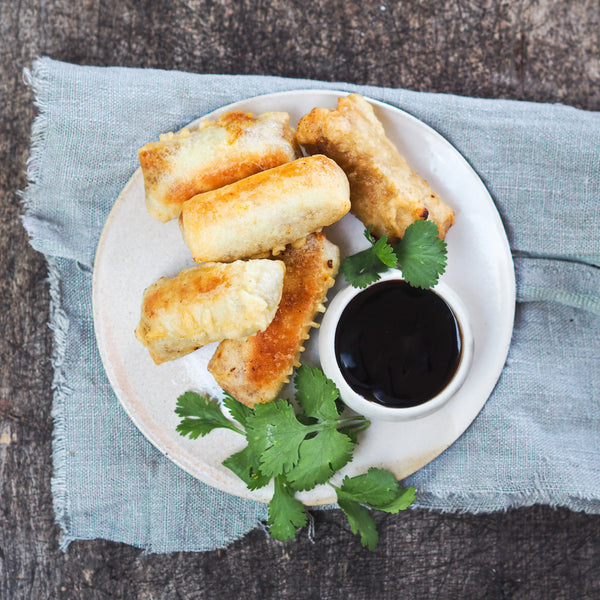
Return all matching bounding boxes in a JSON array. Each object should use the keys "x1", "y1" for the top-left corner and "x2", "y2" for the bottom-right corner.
[
  {"x1": 341, "y1": 226, "x2": 396, "y2": 288},
  {"x1": 267, "y1": 476, "x2": 308, "y2": 541},
  {"x1": 364, "y1": 225, "x2": 397, "y2": 268},
  {"x1": 371, "y1": 235, "x2": 398, "y2": 268},
  {"x1": 337, "y1": 498, "x2": 379, "y2": 550},
  {"x1": 286, "y1": 428, "x2": 355, "y2": 491},
  {"x1": 395, "y1": 219, "x2": 447, "y2": 289},
  {"x1": 364, "y1": 224, "x2": 377, "y2": 244},
  {"x1": 222, "y1": 392, "x2": 253, "y2": 428},
  {"x1": 222, "y1": 444, "x2": 271, "y2": 490},
  {"x1": 342, "y1": 221, "x2": 447, "y2": 290},
  {"x1": 376, "y1": 486, "x2": 416, "y2": 513},
  {"x1": 336, "y1": 467, "x2": 399, "y2": 507},
  {"x1": 341, "y1": 247, "x2": 388, "y2": 288},
  {"x1": 245, "y1": 401, "x2": 308, "y2": 477},
  {"x1": 335, "y1": 467, "x2": 416, "y2": 512},
  {"x1": 294, "y1": 364, "x2": 341, "y2": 421},
  {"x1": 334, "y1": 467, "x2": 415, "y2": 548},
  {"x1": 175, "y1": 392, "x2": 243, "y2": 439}
]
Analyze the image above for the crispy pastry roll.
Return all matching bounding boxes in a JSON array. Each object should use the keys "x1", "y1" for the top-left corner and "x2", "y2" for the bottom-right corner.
[
  {"x1": 296, "y1": 93, "x2": 454, "y2": 242},
  {"x1": 179, "y1": 155, "x2": 350, "y2": 263},
  {"x1": 138, "y1": 110, "x2": 301, "y2": 222},
  {"x1": 208, "y1": 232, "x2": 339, "y2": 406},
  {"x1": 135, "y1": 260, "x2": 285, "y2": 365}
]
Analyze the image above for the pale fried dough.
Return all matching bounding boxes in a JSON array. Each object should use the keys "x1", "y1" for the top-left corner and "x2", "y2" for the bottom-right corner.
[
  {"x1": 135, "y1": 260, "x2": 285, "y2": 365},
  {"x1": 208, "y1": 232, "x2": 339, "y2": 406},
  {"x1": 139, "y1": 110, "x2": 301, "y2": 222},
  {"x1": 179, "y1": 155, "x2": 350, "y2": 263},
  {"x1": 296, "y1": 93, "x2": 454, "y2": 242}
]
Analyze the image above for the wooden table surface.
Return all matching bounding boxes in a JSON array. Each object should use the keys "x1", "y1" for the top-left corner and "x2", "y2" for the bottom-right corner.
[{"x1": 1, "y1": 1, "x2": 599, "y2": 598}]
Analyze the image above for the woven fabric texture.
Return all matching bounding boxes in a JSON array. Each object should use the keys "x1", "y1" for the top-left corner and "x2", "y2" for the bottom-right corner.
[{"x1": 22, "y1": 57, "x2": 600, "y2": 553}]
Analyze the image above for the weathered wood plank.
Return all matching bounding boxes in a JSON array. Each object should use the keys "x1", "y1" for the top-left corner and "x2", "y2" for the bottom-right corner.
[{"x1": 1, "y1": 0, "x2": 599, "y2": 598}]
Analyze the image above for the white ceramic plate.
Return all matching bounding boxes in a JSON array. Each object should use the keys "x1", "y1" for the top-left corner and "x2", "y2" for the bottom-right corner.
[{"x1": 93, "y1": 90, "x2": 515, "y2": 505}]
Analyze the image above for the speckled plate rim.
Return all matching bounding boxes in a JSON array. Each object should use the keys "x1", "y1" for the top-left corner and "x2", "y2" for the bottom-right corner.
[{"x1": 92, "y1": 90, "x2": 516, "y2": 505}]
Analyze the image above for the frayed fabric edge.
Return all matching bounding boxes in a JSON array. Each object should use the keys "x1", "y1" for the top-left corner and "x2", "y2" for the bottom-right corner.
[
  {"x1": 46, "y1": 257, "x2": 73, "y2": 551},
  {"x1": 411, "y1": 491, "x2": 600, "y2": 515},
  {"x1": 21, "y1": 58, "x2": 52, "y2": 246},
  {"x1": 21, "y1": 58, "x2": 75, "y2": 552},
  {"x1": 58, "y1": 516, "x2": 270, "y2": 556}
]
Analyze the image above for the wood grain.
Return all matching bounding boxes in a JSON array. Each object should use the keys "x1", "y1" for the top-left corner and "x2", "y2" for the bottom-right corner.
[{"x1": 1, "y1": 0, "x2": 599, "y2": 598}]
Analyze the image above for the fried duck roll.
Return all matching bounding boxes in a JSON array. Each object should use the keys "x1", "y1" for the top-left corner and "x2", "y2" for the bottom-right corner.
[
  {"x1": 135, "y1": 259, "x2": 285, "y2": 365},
  {"x1": 208, "y1": 232, "x2": 339, "y2": 407},
  {"x1": 179, "y1": 155, "x2": 350, "y2": 263},
  {"x1": 296, "y1": 93, "x2": 454, "y2": 242},
  {"x1": 138, "y1": 110, "x2": 301, "y2": 222}
]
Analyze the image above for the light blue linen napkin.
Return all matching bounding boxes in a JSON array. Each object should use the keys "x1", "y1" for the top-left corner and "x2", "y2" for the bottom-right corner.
[{"x1": 22, "y1": 57, "x2": 600, "y2": 552}]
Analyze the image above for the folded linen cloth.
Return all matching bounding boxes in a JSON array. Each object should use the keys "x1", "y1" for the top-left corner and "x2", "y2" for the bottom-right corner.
[{"x1": 22, "y1": 57, "x2": 600, "y2": 553}]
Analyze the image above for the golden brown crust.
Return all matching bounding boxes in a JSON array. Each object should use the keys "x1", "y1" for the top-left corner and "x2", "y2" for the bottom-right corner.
[
  {"x1": 179, "y1": 155, "x2": 350, "y2": 263},
  {"x1": 135, "y1": 260, "x2": 285, "y2": 365},
  {"x1": 207, "y1": 232, "x2": 340, "y2": 406},
  {"x1": 296, "y1": 93, "x2": 454, "y2": 242},
  {"x1": 139, "y1": 110, "x2": 301, "y2": 222}
]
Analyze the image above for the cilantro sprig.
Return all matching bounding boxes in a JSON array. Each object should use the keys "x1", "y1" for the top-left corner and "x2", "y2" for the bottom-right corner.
[
  {"x1": 175, "y1": 365, "x2": 415, "y2": 549},
  {"x1": 341, "y1": 220, "x2": 447, "y2": 289},
  {"x1": 340, "y1": 226, "x2": 397, "y2": 289},
  {"x1": 335, "y1": 468, "x2": 416, "y2": 549}
]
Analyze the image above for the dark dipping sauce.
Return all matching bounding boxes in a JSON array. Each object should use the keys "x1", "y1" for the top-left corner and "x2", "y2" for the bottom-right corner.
[{"x1": 334, "y1": 280, "x2": 462, "y2": 408}]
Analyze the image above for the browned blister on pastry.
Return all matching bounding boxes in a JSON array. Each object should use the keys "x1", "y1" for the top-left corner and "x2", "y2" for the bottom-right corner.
[
  {"x1": 135, "y1": 260, "x2": 285, "y2": 365},
  {"x1": 207, "y1": 232, "x2": 339, "y2": 406},
  {"x1": 179, "y1": 155, "x2": 350, "y2": 263},
  {"x1": 296, "y1": 93, "x2": 454, "y2": 242},
  {"x1": 138, "y1": 110, "x2": 301, "y2": 222}
]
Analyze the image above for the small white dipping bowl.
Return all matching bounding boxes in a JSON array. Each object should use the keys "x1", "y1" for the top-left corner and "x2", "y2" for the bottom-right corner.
[{"x1": 319, "y1": 270, "x2": 474, "y2": 421}]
